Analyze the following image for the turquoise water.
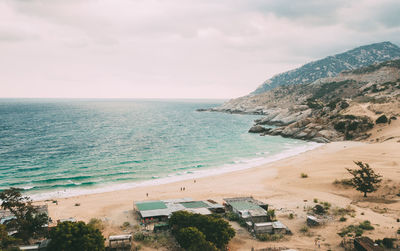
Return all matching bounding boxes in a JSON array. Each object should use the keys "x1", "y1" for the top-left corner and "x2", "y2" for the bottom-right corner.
[{"x1": 0, "y1": 99, "x2": 318, "y2": 199}]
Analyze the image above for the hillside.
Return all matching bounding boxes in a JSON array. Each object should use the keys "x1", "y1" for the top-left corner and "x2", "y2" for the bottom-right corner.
[
  {"x1": 203, "y1": 59, "x2": 400, "y2": 143},
  {"x1": 252, "y1": 41, "x2": 400, "y2": 94}
]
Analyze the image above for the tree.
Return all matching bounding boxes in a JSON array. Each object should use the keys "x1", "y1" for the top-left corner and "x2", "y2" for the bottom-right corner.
[
  {"x1": 169, "y1": 211, "x2": 235, "y2": 250},
  {"x1": 346, "y1": 161, "x2": 382, "y2": 197},
  {"x1": 0, "y1": 224, "x2": 21, "y2": 249},
  {"x1": 47, "y1": 221, "x2": 105, "y2": 251},
  {"x1": 175, "y1": 227, "x2": 217, "y2": 251},
  {"x1": 0, "y1": 187, "x2": 49, "y2": 243}
]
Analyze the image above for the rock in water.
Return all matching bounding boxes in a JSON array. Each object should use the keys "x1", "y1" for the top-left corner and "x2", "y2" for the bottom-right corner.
[{"x1": 248, "y1": 125, "x2": 268, "y2": 133}]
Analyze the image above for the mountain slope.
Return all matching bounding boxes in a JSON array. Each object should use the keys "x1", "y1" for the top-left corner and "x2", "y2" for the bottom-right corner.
[
  {"x1": 205, "y1": 59, "x2": 400, "y2": 143},
  {"x1": 252, "y1": 41, "x2": 400, "y2": 94}
]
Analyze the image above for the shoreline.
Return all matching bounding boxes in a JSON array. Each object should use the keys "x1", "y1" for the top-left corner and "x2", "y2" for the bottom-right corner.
[
  {"x1": 35, "y1": 120, "x2": 400, "y2": 250},
  {"x1": 30, "y1": 141, "x2": 322, "y2": 201}
]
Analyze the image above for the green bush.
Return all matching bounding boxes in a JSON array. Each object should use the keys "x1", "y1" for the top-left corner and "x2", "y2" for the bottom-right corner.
[
  {"x1": 88, "y1": 218, "x2": 104, "y2": 231},
  {"x1": 313, "y1": 204, "x2": 326, "y2": 215},
  {"x1": 256, "y1": 233, "x2": 284, "y2": 241},
  {"x1": 48, "y1": 221, "x2": 105, "y2": 251},
  {"x1": 337, "y1": 221, "x2": 374, "y2": 237},
  {"x1": 333, "y1": 178, "x2": 353, "y2": 187},
  {"x1": 359, "y1": 220, "x2": 374, "y2": 230},
  {"x1": 300, "y1": 226, "x2": 309, "y2": 233},
  {"x1": 301, "y1": 173, "x2": 308, "y2": 178},
  {"x1": 339, "y1": 216, "x2": 347, "y2": 222}
]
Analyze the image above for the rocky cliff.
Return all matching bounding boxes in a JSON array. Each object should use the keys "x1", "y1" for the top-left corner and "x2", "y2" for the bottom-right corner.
[{"x1": 202, "y1": 59, "x2": 400, "y2": 143}]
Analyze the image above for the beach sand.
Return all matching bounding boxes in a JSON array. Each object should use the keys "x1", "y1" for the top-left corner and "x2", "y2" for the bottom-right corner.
[{"x1": 38, "y1": 120, "x2": 400, "y2": 250}]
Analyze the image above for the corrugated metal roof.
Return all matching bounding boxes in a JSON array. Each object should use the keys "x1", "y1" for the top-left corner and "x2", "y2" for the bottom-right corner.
[
  {"x1": 272, "y1": 221, "x2": 286, "y2": 229},
  {"x1": 136, "y1": 201, "x2": 167, "y2": 211},
  {"x1": 248, "y1": 208, "x2": 268, "y2": 217},
  {"x1": 181, "y1": 201, "x2": 209, "y2": 208},
  {"x1": 184, "y1": 208, "x2": 212, "y2": 215},
  {"x1": 109, "y1": 235, "x2": 132, "y2": 241},
  {"x1": 229, "y1": 201, "x2": 263, "y2": 211},
  {"x1": 254, "y1": 222, "x2": 273, "y2": 227},
  {"x1": 163, "y1": 198, "x2": 193, "y2": 203}
]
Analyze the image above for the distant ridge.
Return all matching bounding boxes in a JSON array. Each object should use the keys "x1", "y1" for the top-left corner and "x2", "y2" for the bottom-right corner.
[{"x1": 252, "y1": 41, "x2": 400, "y2": 94}]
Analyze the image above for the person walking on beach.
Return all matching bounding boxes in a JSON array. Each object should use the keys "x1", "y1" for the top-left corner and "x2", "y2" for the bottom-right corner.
[{"x1": 146, "y1": 193, "x2": 148, "y2": 197}]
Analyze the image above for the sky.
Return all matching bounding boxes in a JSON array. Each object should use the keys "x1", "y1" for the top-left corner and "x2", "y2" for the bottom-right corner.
[{"x1": 1, "y1": 0, "x2": 400, "y2": 99}]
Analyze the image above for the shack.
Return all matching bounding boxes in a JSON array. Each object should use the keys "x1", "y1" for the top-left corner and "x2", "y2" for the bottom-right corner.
[
  {"x1": 223, "y1": 197, "x2": 268, "y2": 224},
  {"x1": 354, "y1": 237, "x2": 384, "y2": 251},
  {"x1": 306, "y1": 215, "x2": 321, "y2": 226},
  {"x1": 253, "y1": 221, "x2": 289, "y2": 234},
  {"x1": 109, "y1": 234, "x2": 132, "y2": 250},
  {"x1": 134, "y1": 198, "x2": 225, "y2": 222}
]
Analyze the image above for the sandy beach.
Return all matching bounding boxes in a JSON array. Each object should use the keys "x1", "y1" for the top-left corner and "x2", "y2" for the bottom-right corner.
[{"x1": 37, "y1": 120, "x2": 400, "y2": 250}]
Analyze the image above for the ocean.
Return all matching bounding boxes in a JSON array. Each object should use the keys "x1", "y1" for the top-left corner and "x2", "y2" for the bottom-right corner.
[{"x1": 0, "y1": 99, "x2": 320, "y2": 200}]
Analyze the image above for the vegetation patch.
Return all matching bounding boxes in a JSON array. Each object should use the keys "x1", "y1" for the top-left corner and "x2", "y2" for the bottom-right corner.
[
  {"x1": 333, "y1": 178, "x2": 353, "y2": 187},
  {"x1": 256, "y1": 233, "x2": 284, "y2": 242},
  {"x1": 337, "y1": 220, "x2": 374, "y2": 237}
]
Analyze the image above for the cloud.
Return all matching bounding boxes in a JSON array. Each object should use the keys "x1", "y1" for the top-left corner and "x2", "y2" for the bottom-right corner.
[{"x1": 0, "y1": 0, "x2": 399, "y2": 98}]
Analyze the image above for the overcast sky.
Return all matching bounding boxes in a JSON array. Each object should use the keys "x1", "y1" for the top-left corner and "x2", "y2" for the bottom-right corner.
[{"x1": 1, "y1": 0, "x2": 400, "y2": 99}]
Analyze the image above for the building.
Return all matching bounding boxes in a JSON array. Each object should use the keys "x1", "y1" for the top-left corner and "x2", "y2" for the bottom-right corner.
[
  {"x1": 253, "y1": 221, "x2": 289, "y2": 235},
  {"x1": 134, "y1": 197, "x2": 225, "y2": 222},
  {"x1": 306, "y1": 215, "x2": 321, "y2": 226},
  {"x1": 223, "y1": 197, "x2": 289, "y2": 235},
  {"x1": 109, "y1": 234, "x2": 132, "y2": 250},
  {"x1": 354, "y1": 237, "x2": 384, "y2": 251},
  {"x1": 223, "y1": 197, "x2": 269, "y2": 224}
]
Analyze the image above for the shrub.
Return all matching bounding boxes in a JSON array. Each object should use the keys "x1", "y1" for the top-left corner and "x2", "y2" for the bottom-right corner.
[
  {"x1": 376, "y1": 115, "x2": 388, "y2": 124},
  {"x1": 288, "y1": 213, "x2": 294, "y2": 219},
  {"x1": 339, "y1": 216, "x2": 347, "y2": 222},
  {"x1": 334, "y1": 121, "x2": 346, "y2": 133},
  {"x1": 300, "y1": 226, "x2": 309, "y2": 233},
  {"x1": 256, "y1": 233, "x2": 284, "y2": 241},
  {"x1": 337, "y1": 221, "x2": 375, "y2": 237},
  {"x1": 359, "y1": 220, "x2": 374, "y2": 230},
  {"x1": 267, "y1": 209, "x2": 276, "y2": 221},
  {"x1": 88, "y1": 218, "x2": 104, "y2": 231},
  {"x1": 225, "y1": 212, "x2": 246, "y2": 227},
  {"x1": 332, "y1": 206, "x2": 355, "y2": 216},
  {"x1": 320, "y1": 201, "x2": 331, "y2": 210},
  {"x1": 301, "y1": 173, "x2": 308, "y2": 178},
  {"x1": 333, "y1": 178, "x2": 353, "y2": 187},
  {"x1": 313, "y1": 198, "x2": 318, "y2": 203},
  {"x1": 313, "y1": 204, "x2": 326, "y2": 215}
]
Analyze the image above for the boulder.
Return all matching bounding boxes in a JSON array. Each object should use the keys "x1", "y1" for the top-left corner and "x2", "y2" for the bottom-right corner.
[{"x1": 248, "y1": 125, "x2": 269, "y2": 133}]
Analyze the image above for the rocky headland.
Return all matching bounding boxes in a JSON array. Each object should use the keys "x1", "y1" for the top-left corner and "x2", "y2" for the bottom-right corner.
[{"x1": 198, "y1": 43, "x2": 400, "y2": 143}]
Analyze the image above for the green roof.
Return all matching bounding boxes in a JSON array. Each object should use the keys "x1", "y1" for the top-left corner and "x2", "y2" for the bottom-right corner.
[
  {"x1": 136, "y1": 201, "x2": 167, "y2": 211},
  {"x1": 229, "y1": 201, "x2": 263, "y2": 211},
  {"x1": 180, "y1": 201, "x2": 209, "y2": 209}
]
